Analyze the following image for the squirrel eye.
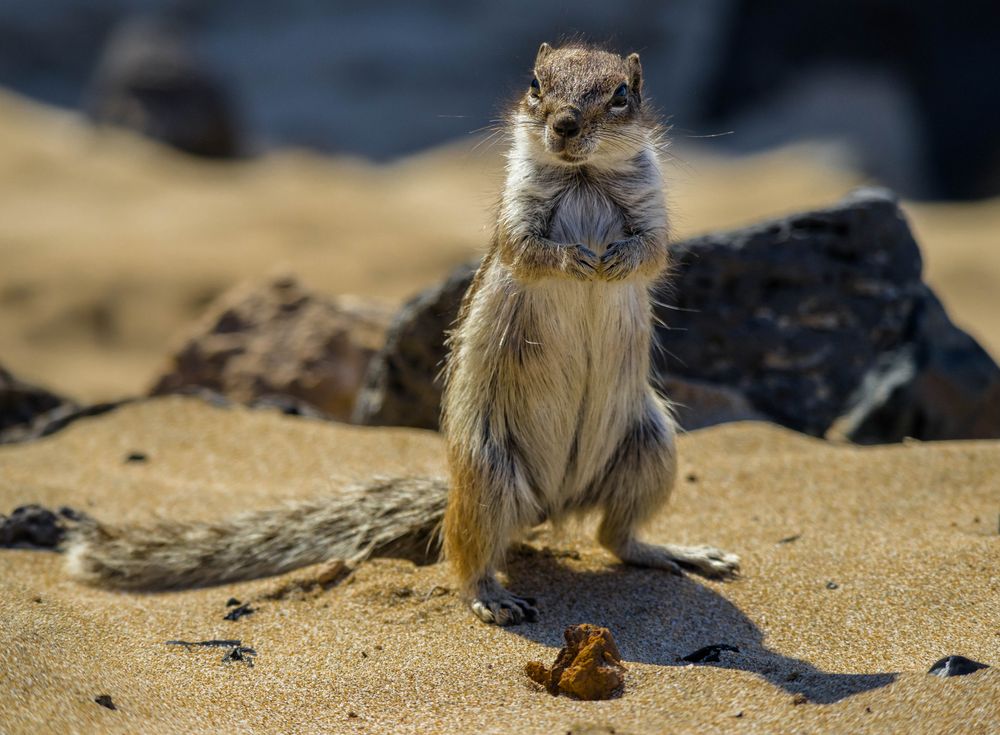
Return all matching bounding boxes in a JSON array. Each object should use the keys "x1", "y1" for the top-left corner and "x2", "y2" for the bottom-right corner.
[
  {"x1": 530, "y1": 78, "x2": 541, "y2": 96},
  {"x1": 611, "y1": 83, "x2": 629, "y2": 107}
]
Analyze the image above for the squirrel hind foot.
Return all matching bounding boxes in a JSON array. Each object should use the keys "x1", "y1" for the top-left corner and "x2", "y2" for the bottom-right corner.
[
  {"x1": 469, "y1": 577, "x2": 538, "y2": 626},
  {"x1": 614, "y1": 539, "x2": 741, "y2": 579}
]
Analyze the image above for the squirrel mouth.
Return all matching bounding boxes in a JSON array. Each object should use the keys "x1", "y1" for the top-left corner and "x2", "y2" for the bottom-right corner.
[{"x1": 544, "y1": 134, "x2": 588, "y2": 163}]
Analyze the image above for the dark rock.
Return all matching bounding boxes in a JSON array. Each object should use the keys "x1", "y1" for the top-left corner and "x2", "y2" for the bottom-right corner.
[
  {"x1": 0, "y1": 362, "x2": 133, "y2": 444},
  {"x1": 124, "y1": 451, "x2": 148, "y2": 463},
  {"x1": 928, "y1": 655, "x2": 990, "y2": 678},
  {"x1": 353, "y1": 263, "x2": 475, "y2": 428},
  {"x1": 830, "y1": 289, "x2": 1000, "y2": 443},
  {"x1": 0, "y1": 505, "x2": 66, "y2": 548},
  {"x1": 355, "y1": 189, "x2": 1000, "y2": 442},
  {"x1": 152, "y1": 275, "x2": 393, "y2": 422},
  {"x1": 86, "y1": 17, "x2": 241, "y2": 158},
  {"x1": 654, "y1": 188, "x2": 922, "y2": 437},
  {"x1": 0, "y1": 364, "x2": 78, "y2": 444},
  {"x1": 680, "y1": 644, "x2": 739, "y2": 663},
  {"x1": 94, "y1": 694, "x2": 117, "y2": 710}
]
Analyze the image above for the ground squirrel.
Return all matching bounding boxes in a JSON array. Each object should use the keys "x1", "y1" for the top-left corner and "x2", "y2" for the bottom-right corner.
[{"x1": 65, "y1": 43, "x2": 739, "y2": 625}]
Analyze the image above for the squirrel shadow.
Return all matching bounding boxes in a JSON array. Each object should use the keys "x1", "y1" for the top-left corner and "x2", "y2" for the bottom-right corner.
[{"x1": 503, "y1": 549, "x2": 896, "y2": 705}]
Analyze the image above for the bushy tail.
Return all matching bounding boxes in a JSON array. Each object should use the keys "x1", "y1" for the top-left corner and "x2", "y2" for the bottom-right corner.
[{"x1": 65, "y1": 477, "x2": 448, "y2": 590}]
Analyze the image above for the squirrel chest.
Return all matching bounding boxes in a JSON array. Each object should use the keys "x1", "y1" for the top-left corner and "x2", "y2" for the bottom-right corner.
[
  {"x1": 547, "y1": 179, "x2": 625, "y2": 254},
  {"x1": 459, "y1": 181, "x2": 653, "y2": 514}
]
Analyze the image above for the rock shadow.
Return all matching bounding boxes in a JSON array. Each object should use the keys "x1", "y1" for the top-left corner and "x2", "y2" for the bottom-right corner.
[{"x1": 504, "y1": 550, "x2": 896, "y2": 704}]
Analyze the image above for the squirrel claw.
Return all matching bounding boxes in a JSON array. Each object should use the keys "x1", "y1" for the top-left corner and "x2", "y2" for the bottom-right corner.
[
  {"x1": 564, "y1": 244, "x2": 599, "y2": 280},
  {"x1": 471, "y1": 592, "x2": 539, "y2": 626},
  {"x1": 599, "y1": 242, "x2": 633, "y2": 281}
]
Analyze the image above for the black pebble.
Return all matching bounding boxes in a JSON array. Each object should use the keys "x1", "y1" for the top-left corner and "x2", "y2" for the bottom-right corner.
[
  {"x1": 124, "y1": 452, "x2": 148, "y2": 463},
  {"x1": 224, "y1": 603, "x2": 255, "y2": 621},
  {"x1": 94, "y1": 694, "x2": 117, "y2": 710},
  {"x1": 222, "y1": 645, "x2": 257, "y2": 666},
  {"x1": 928, "y1": 655, "x2": 990, "y2": 678},
  {"x1": 680, "y1": 644, "x2": 739, "y2": 663},
  {"x1": 826, "y1": 581, "x2": 839, "y2": 590},
  {"x1": 0, "y1": 505, "x2": 65, "y2": 548},
  {"x1": 225, "y1": 598, "x2": 241, "y2": 607}
]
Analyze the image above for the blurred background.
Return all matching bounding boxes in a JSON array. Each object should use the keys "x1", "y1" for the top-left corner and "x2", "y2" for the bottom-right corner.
[{"x1": 2, "y1": 0, "x2": 999, "y2": 406}]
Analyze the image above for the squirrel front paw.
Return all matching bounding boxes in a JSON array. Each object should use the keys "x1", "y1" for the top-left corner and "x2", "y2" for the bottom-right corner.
[
  {"x1": 562, "y1": 244, "x2": 599, "y2": 280},
  {"x1": 599, "y1": 240, "x2": 637, "y2": 281}
]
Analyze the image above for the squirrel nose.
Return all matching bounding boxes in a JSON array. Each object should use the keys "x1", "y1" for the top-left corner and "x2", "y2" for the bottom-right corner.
[{"x1": 551, "y1": 111, "x2": 581, "y2": 139}]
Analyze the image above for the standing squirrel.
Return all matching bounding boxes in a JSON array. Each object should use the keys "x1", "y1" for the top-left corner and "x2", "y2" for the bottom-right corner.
[{"x1": 65, "y1": 43, "x2": 739, "y2": 625}]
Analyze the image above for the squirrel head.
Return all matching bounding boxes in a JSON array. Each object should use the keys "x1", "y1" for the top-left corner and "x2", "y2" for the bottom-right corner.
[{"x1": 517, "y1": 42, "x2": 649, "y2": 167}]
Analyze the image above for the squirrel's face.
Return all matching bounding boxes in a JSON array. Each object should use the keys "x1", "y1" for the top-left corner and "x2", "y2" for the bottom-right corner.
[{"x1": 518, "y1": 43, "x2": 647, "y2": 167}]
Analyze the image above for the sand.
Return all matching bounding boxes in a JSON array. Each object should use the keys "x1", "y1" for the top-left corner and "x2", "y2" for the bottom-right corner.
[
  {"x1": 2, "y1": 88, "x2": 999, "y2": 403},
  {"x1": 1, "y1": 397, "x2": 997, "y2": 734}
]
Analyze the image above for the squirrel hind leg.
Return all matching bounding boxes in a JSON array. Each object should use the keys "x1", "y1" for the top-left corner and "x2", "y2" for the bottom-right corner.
[
  {"x1": 593, "y1": 402, "x2": 740, "y2": 579},
  {"x1": 443, "y1": 449, "x2": 541, "y2": 625}
]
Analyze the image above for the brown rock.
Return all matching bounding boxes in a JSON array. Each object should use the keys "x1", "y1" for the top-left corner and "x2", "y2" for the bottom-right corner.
[
  {"x1": 151, "y1": 275, "x2": 393, "y2": 421},
  {"x1": 525, "y1": 624, "x2": 626, "y2": 700}
]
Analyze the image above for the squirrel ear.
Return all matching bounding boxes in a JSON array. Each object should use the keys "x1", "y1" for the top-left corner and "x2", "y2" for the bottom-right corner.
[
  {"x1": 626, "y1": 52, "x2": 643, "y2": 95},
  {"x1": 536, "y1": 42, "x2": 553, "y2": 66}
]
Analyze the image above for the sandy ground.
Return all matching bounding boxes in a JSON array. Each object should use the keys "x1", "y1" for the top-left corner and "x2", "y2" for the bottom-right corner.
[
  {"x1": 0, "y1": 397, "x2": 997, "y2": 734},
  {"x1": 1, "y1": 89, "x2": 999, "y2": 402}
]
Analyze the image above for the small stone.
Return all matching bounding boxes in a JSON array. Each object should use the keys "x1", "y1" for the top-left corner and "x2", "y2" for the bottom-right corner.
[
  {"x1": 94, "y1": 694, "x2": 117, "y2": 710},
  {"x1": 680, "y1": 644, "x2": 739, "y2": 664},
  {"x1": 777, "y1": 534, "x2": 801, "y2": 544},
  {"x1": 124, "y1": 452, "x2": 148, "y2": 463},
  {"x1": 226, "y1": 598, "x2": 241, "y2": 607},
  {"x1": 525, "y1": 624, "x2": 626, "y2": 700},
  {"x1": 928, "y1": 655, "x2": 990, "y2": 677},
  {"x1": 826, "y1": 581, "x2": 839, "y2": 590},
  {"x1": 223, "y1": 603, "x2": 255, "y2": 621}
]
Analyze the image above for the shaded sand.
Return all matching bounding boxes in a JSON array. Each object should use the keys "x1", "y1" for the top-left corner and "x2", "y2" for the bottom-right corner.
[
  {"x1": 1, "y1": 397, "x2": 997, "y2": 733},
  {"x1": 2, "y1": 89, "x2": 999, "y2": 403}
]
